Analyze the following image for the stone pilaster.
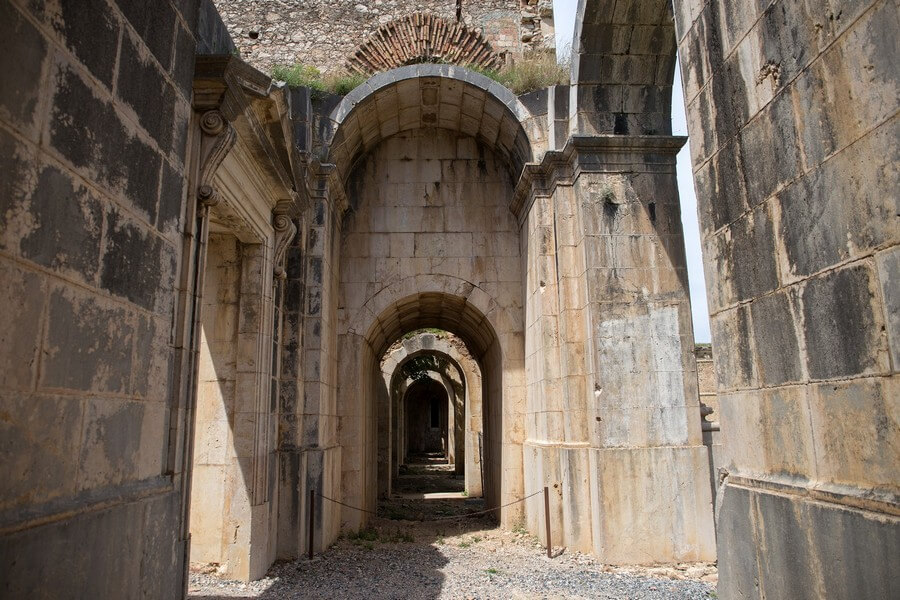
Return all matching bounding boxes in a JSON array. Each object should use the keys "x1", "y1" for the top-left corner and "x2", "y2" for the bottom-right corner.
[{"x1": 517, "y1": 135, "x2": 715, "y2": 562}]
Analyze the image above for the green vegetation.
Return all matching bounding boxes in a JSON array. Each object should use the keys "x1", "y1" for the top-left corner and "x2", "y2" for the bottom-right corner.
[
  {"x1": 345, "y1": 525, "x2": 414, "y2": 546},
  {"x1": 485, "y1": 567, "x2": 499, "y2": 575},
  {"x1": 468, "y1": 50, "x2": 569, "y2": 95},
  {"x1": 390, "y1": 530, "x2": 415, "y2": 543},
  {"x1": 347, "y1": 527, "x2": 379, "y2": 544},
  {"x1": 272, "y1": 50, "x2": 569, "y2": 98},
  {"x1": 271, "y1": 63, "x2": 367, "y2": 96},
  {"x1": 402, "y1": 327, "x2": 447, "y2": 340}
]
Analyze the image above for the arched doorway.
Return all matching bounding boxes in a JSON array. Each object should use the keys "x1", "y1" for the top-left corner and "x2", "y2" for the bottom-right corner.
[
  {"x1": 326, "y1": 66, "x2": 533, "y2": 533},
  {"x1": 381, "y1": 331, "x2": 485, "y2": 499}
]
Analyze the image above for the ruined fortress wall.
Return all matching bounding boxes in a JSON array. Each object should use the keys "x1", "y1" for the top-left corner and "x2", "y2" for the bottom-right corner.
[
  {"x1": 675, "y1": 0, "x2": 899, "y2": 597},
  {"x1": 0, "y1": 0, "x2": 207, "y2": 596},
  {"x1": 213, "y1": 0, "x2": 554, "y2": 74}
]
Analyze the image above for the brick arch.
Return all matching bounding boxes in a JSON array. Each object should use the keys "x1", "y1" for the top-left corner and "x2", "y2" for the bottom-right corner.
[
  {"x1": 345, "y1": 13, "x2": 502, "y2": 76},
  {"x1": 570, "y1": 0, "x2": 677, "y2": 136}
]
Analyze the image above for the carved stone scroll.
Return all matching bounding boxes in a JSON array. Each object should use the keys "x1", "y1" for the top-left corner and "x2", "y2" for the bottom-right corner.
[
  {"x1": 272, "y1": 200, "x2": 297, "y2": 279},
  {"x1": 197, "y1": 110, "x2": 236, "y2": 211}
]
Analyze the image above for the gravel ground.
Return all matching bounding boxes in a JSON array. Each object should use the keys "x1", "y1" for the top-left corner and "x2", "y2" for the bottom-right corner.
[
  {"x1": 189, "y1": 514, "x2": 716, "y2": 600},
  {"x1": 190, "y1": 462, "x2": 716, "y2": 599}
]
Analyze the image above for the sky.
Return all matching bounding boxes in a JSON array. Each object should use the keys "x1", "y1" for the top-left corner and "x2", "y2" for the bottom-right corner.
[{"x1": 552, "y1": 0, "x2": 711, "y2": 342}]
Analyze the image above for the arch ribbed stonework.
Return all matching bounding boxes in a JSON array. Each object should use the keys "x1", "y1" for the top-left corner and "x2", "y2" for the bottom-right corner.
[
  {"x1": 570, "y1": 0, "x2": 677, "y2": 136},
  {"x1": 326, "y1": 64, "x2": 536, "y2": 186},
  {"x1": 346, "y1": 13, "x2": 503, "y2": 76}
]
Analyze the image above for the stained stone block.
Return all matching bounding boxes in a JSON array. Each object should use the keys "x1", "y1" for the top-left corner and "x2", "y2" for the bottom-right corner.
[
  {"x1": 807, "y1": 495, "x2": 900, "y2": 600},
  {"x1": 710, "y1": 305, "x2": 756, "y2": 391},
  {"x1": 715, "y1": 484, "x2": 761, "y2": 600},
  {"x1": 77, "y1": 398, "x2": 163, "y2": 490},
  {"x1": 876, "y1": 247, "x2": 900, "y2": 370},
  {"x1": 42, "y1": 287, "x2": 134, "y2": 395},
  {"x1": 589, "y1": 446, "x2": 715, "y2": 564},
  {"x1": 158, "y1": 160, "x2": 185, "y2": 235},
  {"x1": 118, "y1": 33, "x2": 178, "y2": 152},
  {"x1": 16, "y1": 165, "x2": 103, "y2": 282},
  {"x1": 0, "y1": 392, "x2": 82, "y2": 512},
  {"x1": 140, "y1": 492, "x2": 182, "y2": 600},
  {"x1": 748, "y1": 290, "x2": 802, "y2": 386},
  {"x1": 115, "y1": 0, "x2": 176, "y2": 69},
  {"x1": 777, "y1": 123, "x2": 898, "y2": 280},
  {"x1": 0, "y1": 2, "x2": 47, "y2": 135},
  {"x1": 801, "y1": 263, "x2": 888, "y2": 380},
  {"x1": 101, "y1": 210, "x2": 175, "y2": 314},
  {"x1": 740, "y1": 94, "x2": 802, "y2": 205},
  {"x1": 0, "y1": 261, "x2": 44, "y2": 390},
  {"x1": 49, "y1": 63, "x2": 163, "y2": 222},
  {"x1": 807, "y1": 377, "x2": 899, "y2": 492},
  {"x1": 0, "y1": 499, "x2": 145, "y2": 599},
  {"x1": 728, "y1": 202, "x2": 780, "y2": 303}
]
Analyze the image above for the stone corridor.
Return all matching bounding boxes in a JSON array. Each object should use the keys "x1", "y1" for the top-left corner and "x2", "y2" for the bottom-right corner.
[{"x1": 0, "y1": 0, "x2": 896, "y2": 598}]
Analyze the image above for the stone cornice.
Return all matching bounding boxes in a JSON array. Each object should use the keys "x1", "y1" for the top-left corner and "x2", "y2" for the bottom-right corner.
[
  {"x1": 193, "y1": 55, "x2": 309, "y2": 217},
  {"x1": 512, "y1": 134, "x2": 688, "y2": 222}
]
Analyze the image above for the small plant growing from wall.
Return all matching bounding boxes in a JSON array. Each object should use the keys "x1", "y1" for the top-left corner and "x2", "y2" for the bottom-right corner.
[
  {"x1": 272, "y1": 50, "x2": 569, "y2": 97},
  {"x1": 467, "y1": 50, "x2": 569, "y2": 95},
  {"x1": 271, "y1": 63, "x2": 367, "y2": 96}
]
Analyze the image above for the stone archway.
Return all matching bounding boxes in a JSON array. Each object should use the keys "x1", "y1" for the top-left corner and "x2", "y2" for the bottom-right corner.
[
  {"x1": 381, "y1": 332, "x2": 485, "y2": 497},
  {"x1": 324, "y1": 66, "x2": 532, "y2": 534},
  {"x1": 339, "y1": 282, "x2": 524, "y2": 531}
]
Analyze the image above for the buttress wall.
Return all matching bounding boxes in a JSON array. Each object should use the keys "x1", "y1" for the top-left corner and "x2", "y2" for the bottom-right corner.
[{"x1": 674, "y1": 0, "x2": 899, "y2": 597}]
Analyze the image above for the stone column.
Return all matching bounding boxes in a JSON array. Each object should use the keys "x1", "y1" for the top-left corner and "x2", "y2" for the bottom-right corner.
[{"x1": 277, "y1": 163, "x2": 343, "y2": 555}]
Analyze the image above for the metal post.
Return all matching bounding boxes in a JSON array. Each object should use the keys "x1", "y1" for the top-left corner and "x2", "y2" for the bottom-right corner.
[
  {"x1": 544, "y1": 486, "x2": 551, "y2": 558},
  {"x1": 308, "y1": 489, "x2": 315, "y2": 560}
]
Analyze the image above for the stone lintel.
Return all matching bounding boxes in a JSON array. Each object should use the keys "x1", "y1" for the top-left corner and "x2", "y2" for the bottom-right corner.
[{"x1": 512, "y1": 134, "x2": 687, "y2": 220}]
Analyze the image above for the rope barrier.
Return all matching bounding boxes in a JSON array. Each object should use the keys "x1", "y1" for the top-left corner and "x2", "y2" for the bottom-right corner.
[
  {"x1": 316, "y1": 493, "x2": 380, "y2": 517},
  {"x1": 316, "y1": 488, "x2": 545, "y2": 522}
]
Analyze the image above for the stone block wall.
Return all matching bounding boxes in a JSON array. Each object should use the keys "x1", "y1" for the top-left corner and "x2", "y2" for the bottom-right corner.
[
  {"x1": 213, "y1": 0, "x2": 553, "y2": 74},
  {"x1": 674, "y1": 0, "x2": 899, "y2": 597},
  {"x1": 0, "y1": 0, "x2": 201, "y2": 596}
]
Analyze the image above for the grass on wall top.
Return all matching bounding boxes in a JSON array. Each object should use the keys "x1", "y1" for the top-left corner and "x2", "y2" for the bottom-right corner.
[{"x1": 271, "y1": 51, "x2": 569, "y2": 97}]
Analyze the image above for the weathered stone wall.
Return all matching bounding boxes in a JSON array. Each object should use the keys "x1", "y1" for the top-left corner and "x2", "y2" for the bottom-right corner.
[
  {"x1": 674, "y1": 0, "x2": 899, "y2": 597},
  {"x1": 695, "y1": 345, "x2": 721, "y2": 506},
  {"x1": 191, "y1": 234, "x2": 242, "y2": 565},
  {"x1": 276, "y1": 153, "x2": 345, "y2": 556},
  {"x1": 0, "y1": 0, "x2": 200, "y2": 596},
  {"x1": 213, "y1": 0, "x2": 554, "y2": 74}
]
